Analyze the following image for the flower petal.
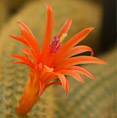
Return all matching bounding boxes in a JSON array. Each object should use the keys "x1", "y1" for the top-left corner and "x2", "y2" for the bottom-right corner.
[
  {"x1": 61, "y1": 66, "x2": 95, "y2": 80},
  {"x1": 55, "y1": 56, "x2": 107, "y2": 70},
  {"x1": 62, "y1": 27, "x2": 94, "y2": 48},
  {"x1": 11, "y1": 55, "x2": 34, "y2": 67},
  {"x1": 66, "y1": 45, "x2": 94, "y2": 57},
  {"x1": 38, "y1": 81, "x2": 44, "y2": 97},
  {"x1": 22, "y1": 48, "x2": 35, "y2": 61},
  {"x1": 57, "y1": 18, "x2": 72, "y2": 39},
  {"x1": 55, "y1": 73, "x2": 67, "y2": 91},
  {"x1": 42, "y1": 2, "x2": 53, "y2": 54},
  {"x1": 10, "y1": 35, "x2": 28, "y2": 46},
  {"x1": 66, "y1": 80, "x2": 69, "y2": 96},
  {"x1": 58, "y1": 70, "x2": 84, "y2": 83},
  {"x1": 20, "y1": 30, "x2": 40, "y2": 59},
  {"x1": 18, "y1": 22, "x2": 40, "y2": 57},
  {"x1": 18, "y1": 22, "x2": 34, "y2": 35},
  {"x1": 45, "y1": 82, "x2": 62, "y2": 89},
  {"x1": 13, "y1": 61, "x2": 33, "y2": 68},
  {"x1": 55, "y1": 45, "x2": 94, "y2": 64},
  {"x1": 55, "y1": 28, "x2": 94, "y2": 60}
]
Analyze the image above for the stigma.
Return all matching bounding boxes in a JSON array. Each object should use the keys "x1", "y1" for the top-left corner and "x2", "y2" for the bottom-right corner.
[{"x1": 49, "y1": 33, "x2": 67, "y2": 55}]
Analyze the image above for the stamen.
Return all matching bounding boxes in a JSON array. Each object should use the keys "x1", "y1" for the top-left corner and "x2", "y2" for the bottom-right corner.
[
  {"x1": 49, "y1": 36, "x2": 61, "y2": 54},
  {"x1": 49, "y1": 33, "x2": 67, "y2": 55},
  {"x1": 60, "y1": 33, "x2": 67, "y2": 42}
]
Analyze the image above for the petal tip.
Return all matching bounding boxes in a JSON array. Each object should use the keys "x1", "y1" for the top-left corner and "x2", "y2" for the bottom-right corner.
[
  {"x1": 66, "y1": 92, "x2": 68, "y2": 96},
  {"x1": 10, "y1": 55, "x2": 15, "y2": 57},
  {"x1": 17, "y1": 22, "x2": 24, "y2": 28},
  {"x1": 46, "y1": 2, "x2": 52, "y2": 13},
  {"x1": 93, "y1": 79, "x2": 96, "y2": 81},
  {"x1": 103, "y1": 62, "x2": 108, "y2": 65},
  {"x1": 81, "y1": 81, "x2": 84, "y2": 83},
  {"x1": 46, "y1": 2, "x2": 51, "y2": 9},
  {"x1": 89, "y1": 27, "x2": 95, "y2": 31},
  {"x1": 9, "y1": 35, "x2": 13, "y2": 38},
  {"x1": 99, "y1": 59, "x2": 108, "y2": 65},
  {"x1": 69, "y1": 18, "x2": 72, "y2": 22},
  {"x1": 17, "y1": 21, "x2": 21, "y2": 25}
]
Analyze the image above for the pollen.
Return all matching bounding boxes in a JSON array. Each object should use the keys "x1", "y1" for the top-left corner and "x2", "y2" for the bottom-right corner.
[
  {"x1": 49, "y1": 33, "x2": 67, "y2": 55},
  {"x1": 49, "y1": 36, "x2": 61, "y2": 54},
  {"x1": 60, "y1": 33, "x2": 67, "y2": 42}
]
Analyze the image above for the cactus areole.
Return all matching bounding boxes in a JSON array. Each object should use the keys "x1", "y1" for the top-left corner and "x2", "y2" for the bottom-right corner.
[{"x1": 10, "y1": 2, "x2": 107, "y2": 116}]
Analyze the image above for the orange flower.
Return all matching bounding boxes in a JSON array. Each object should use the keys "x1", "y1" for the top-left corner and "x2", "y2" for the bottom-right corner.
[{"x1": 10, "y1": 3, "x2": 107, "y2": 116}]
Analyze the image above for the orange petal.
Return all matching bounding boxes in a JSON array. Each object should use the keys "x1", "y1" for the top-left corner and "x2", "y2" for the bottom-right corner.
[
  {"x1": 42, "y1": 2, "x2": 53, "y2": 54},
  {"x1": 18, "y1": 22, "x2": 33, "y2": 35},
  {"x1": 10, "y1": 35, "x2": 28, "y2": 46},
  {"x1": 43, "y1": 72, "x2": 57, "y2": 84},
  {"x1": 11, "y1": 55, "x2": 34, "y2": 67},
  {"x1": 55, "y1": 28, "x2": 94, "y2": 60},
  {"x1": 11, "y1": 54, "x2": 30, "y2": 62},
  {"x1": 45, "y1": 82, "x2": 62, "y2": 89},
  {"x1": 22, "y1": 48, "x2": 33, "y2": 59},
  {"x1": 63, "y1": 66, "x2": 95, "y2": 80},
  {"x1": 59, "y1": 70, "x2": 84, "y2": 83},
  {"x1": 20, "y1": 30, "x2": 40, "y2": 57},
  {"x1": 20, "y1": 30, "x2": 40, "y2": 59},
  {"x1": 63, "y1": 27, "x2": 94, "y2": 48},
  {"x1": 66, "y1": 80, "x2": 69, "y2": 96},
  {"x1": 13, "y1": 61, "x2": 34, "y2": 68},
  {"x1": 55, "y1": 45, "x2": 94, "y2": 64},
  {"x1": 57, "y1": 18, "x2": 72, "y2": 39},
  {"x1": 55, "y1": 56, "x2": 107, "y2": 70},
  {"x1": 54, "y1": 73, "x2": 69, "y2": 95},
  {"x1": 38, "y1": 81, "x2": 44, "y2": 97},
  {"x1": 55, "y1": 73, "x2": 67, "y2": 91},
  {"x1": 66, "y1": 45, "x2": 94, "y2": 57},
  {"x1": 18, "y1": 22, "x2": 40, "y2": 57},
  {"x1": 22, "y1": 48, "x2": 37, "y2": 64}
]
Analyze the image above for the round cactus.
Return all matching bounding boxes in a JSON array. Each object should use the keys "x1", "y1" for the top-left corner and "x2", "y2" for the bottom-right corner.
[
  {"x1": 0, "y1": 0, "x2": 105, "y2": 117},
  {"x1": 0, "y1": 0, "x2": 8, "y2": 29},
  {"x1": 5, "y1": 0, "x2": 32, "y2": 13},
  {"x1": 56, "y1": 47, "x2": 117, "y2": 118}
]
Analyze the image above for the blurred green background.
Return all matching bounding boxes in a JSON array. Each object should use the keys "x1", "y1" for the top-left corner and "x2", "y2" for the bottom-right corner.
[{"x1": 0, "y1": 0, "x2": 116, "y2": 118}]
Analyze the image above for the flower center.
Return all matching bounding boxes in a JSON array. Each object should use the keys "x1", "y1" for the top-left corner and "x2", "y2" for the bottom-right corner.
[
  {"x1": 49, "y1": 36, "x2": 61, "y2": 54},
  {"x1": 49, "y1": 33, "x2": 67, "y2": 55}
]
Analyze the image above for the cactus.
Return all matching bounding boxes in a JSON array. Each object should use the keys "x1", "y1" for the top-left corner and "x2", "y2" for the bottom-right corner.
[
  {"x1": 0, "y1": 0, "x2": 107, "y2": 117},
  {"x1": 56, "y1": 47, "x2": 117, "y2": 118},
  {"x1": 0, "y1": 0, "x2": 8, "y2": 29},
  {"x1": 5, "y1": 0, "x2": 32, "y2": 13}
]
